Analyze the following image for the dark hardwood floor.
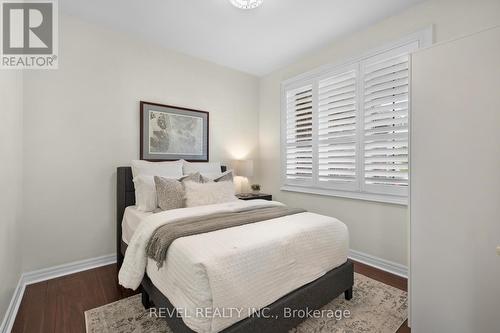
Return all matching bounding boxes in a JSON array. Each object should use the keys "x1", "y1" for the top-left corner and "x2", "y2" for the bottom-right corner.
[
  {"x1": 12, "y1": 265, "x2": 137, "y2": 333},
  {"x1": 12, "y1": 261, "x2": 409, "y2": 333}
]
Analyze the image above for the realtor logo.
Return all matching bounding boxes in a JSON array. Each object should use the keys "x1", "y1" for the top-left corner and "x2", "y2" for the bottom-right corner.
[{"x1": 1, "y1": 0, "x2": 58, "y2": 69}]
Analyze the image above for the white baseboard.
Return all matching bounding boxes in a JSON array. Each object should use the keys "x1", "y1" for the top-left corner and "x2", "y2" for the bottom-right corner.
[
  {"x1": 0, "y1": 277, "x2": 25, "y2": 333},
  {"x1": 0, "y1": 254, "x2": 116, "y2": 333},
  {"x1": 22, "y1": 254, "x2": 116, "y2": 286},
  {"x1": 349, "y1": 249, "x2": 408, "y2": 278}
]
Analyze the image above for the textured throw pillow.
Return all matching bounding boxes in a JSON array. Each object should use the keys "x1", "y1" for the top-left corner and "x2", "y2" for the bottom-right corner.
[
  {"x1": 184, "y1": 180, "x2": 238, "y2": 207},
  {"x1": 154, "y1": 173, "x2": 201, "y2": 211},
  {"x1": 201, "y1": 170, "x2": 234, "y2": 183},
  {"x1": 131, "y1": 160, "x2": 184, "y2": 212}
]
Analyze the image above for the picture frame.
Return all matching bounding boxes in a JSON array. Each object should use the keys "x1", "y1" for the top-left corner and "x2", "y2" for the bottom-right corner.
[{"x1": 140, "y1": 101, "x2": 209, "y2": 161}]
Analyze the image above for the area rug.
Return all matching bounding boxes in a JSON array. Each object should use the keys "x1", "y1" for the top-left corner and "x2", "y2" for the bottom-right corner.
[{"x1": 85, "y1": 273, "x2": 407, "y2": 333}]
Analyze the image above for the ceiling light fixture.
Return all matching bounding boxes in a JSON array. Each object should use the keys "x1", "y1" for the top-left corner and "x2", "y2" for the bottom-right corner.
[{"x1": 229, "y1": 0, "x2": 263, "y2": 10}]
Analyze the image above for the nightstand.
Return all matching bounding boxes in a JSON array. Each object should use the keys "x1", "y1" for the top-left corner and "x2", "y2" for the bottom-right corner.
[{"x1": 236, "y1": 193, "x2": 272, "y2": 201}]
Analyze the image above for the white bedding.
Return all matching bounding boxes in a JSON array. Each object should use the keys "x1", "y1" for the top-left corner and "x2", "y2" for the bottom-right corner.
[
  {"x1": 122, "y1": 206, "x2": 153, "y2": 244},
  {"x1": 119, "y1": 200, "x2": 349, "y2": 333}
]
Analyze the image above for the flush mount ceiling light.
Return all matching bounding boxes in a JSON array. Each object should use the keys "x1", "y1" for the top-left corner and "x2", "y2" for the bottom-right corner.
[{"x1": 229, "y1": 0, "x2": 264, "y2": 10}]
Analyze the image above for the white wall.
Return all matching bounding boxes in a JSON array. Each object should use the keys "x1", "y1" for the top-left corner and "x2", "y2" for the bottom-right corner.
[
  {"x1": 258, "y1": 0, "x2": 500, "y2": 266},
  {"x1": 21, "y1": 14, "x2": 260, "y2": 271},
  {"x1": 411, "y1": 26, "x2": 500, "y2": 333},
  {"x1": 0, "y1": 71, "x2": 23, "y2": 323}
]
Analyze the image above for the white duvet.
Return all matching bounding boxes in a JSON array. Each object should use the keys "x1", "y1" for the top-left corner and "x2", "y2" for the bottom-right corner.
[{"x1": 119, "y1": 200, "x2": 349, "y2": 333}]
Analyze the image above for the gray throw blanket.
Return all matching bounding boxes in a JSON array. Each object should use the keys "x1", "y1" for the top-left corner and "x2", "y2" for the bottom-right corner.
[{"x1": 146, "y1": 206, "x2": 306, "y2": 267}]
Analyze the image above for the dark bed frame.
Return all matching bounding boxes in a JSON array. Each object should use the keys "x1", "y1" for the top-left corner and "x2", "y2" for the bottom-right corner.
[{"x1": 116, "y1": 166, "x2": 354, "y2": 333}]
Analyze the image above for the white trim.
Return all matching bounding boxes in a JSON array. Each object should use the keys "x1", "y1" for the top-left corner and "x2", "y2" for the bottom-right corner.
[
  {"x1": 349, "y1": 249, "x2": 408, "y2": 278},
  {"x1": 0, "y1": 277, "x2": 25, "y2": 333},
  {"x1": 281, "y1": 185, "x2": 408, "y2": 205},
  {"x1": 408, "y1": 44, "x2": 415, "y2": 329},
  {"x1": 0, "y1": 254, "x2": 116, "y2": 333},
  {"x1": 22, "y1": 254, "x2": 116, "y2": 286}
]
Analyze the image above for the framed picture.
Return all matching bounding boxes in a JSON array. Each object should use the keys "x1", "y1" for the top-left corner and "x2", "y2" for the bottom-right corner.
[{"x1": 140, "y1": 101, "x2": 209, "y2": 161}]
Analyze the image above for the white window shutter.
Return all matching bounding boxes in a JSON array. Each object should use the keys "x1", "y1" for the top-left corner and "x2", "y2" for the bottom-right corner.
[
  {"x1": 317, "y1": 69, "x2": 358, "y2": 190},
  {"x1": 281, "y1": 32, "x2": 428, "y2": 203},
  {"x1": 284, "y1": 85, "x2": 314, "y2": 184},
  {"x1": 362, "y1": 46, "x2": 415, "y2": 196}
]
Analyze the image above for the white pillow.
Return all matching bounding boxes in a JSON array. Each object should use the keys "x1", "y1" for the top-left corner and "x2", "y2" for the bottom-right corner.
[
  {"x1": 131, "y1": 160, "x2": 183, "y2": 179},
  {"x1": 182, "y1": 160, "x2": 222, "y2": 177},
  {"x1": 184, "y1": 181, "x2": 238, "y2": 207},
  {"x1": 133, "y1": 175, "x2": 158, "y2": 212},
  {"x1": 131, "y1": 160, "x2": 183, "y2": 212}
]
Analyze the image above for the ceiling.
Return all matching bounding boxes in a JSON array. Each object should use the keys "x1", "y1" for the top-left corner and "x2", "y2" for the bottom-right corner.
[{"x1": 61, "y1": 0, "x2": 424, "y2": 76}]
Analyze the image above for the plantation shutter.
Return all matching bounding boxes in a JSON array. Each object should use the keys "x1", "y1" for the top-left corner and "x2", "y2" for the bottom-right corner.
[
  {"x1": 317, "y1": 68, "x2": 358, "y2": 190},
  {"x1": 284, "y1": 84, "x2": 314, "y2": 184},
  {"x1": 361, "y1": 44, "x2": 416, "y2": 195},
  {"x1": 281, "y1": 33, "x2": 427, "y2": 203}
]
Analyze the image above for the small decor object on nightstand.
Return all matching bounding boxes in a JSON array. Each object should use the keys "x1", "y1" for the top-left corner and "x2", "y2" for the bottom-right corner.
[{"x1": 250, "y1": 184, "x2": 261, "y2": 194}]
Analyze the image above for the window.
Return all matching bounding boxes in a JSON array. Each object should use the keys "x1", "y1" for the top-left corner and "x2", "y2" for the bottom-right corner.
[{"x1": 281, "y1": 30, "x2": 432, "y2": 204}]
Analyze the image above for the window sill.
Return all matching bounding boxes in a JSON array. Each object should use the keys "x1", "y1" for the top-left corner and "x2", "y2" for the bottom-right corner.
[{"x1": 280, "y1": 185, "x2": 408, "y2": 206}]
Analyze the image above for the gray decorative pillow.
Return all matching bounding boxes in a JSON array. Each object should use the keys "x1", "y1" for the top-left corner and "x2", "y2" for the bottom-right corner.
[
  {"x1": 201, "y1": 170, "x2": 234, "y2": 183},
  {"x1": 180, "y1": 172, "x2": 202, "y2": 183},
  {"x1": 154, "y1": 173, "x2": 201, "y2": 211}
]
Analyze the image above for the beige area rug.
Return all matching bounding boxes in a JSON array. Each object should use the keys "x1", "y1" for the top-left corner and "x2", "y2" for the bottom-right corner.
[{"x1": 85, "y1": 273, "x2": 407, "y2": 333}]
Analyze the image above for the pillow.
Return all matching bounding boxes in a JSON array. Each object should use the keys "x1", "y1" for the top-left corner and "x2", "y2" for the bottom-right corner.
[
  {"x1": 182, "y1": 160, "x2": 222, "y2": 177},
  {"x1": 184, "y1": 180, "x2": 238, "y2": 207},
  {"x1": 154, "y1": 173, "x2": 201, "y2": 211},
  {"x1": 133, "y1": 175, "x2": 157, "y2": 212},
  {"x1": 201, "y1": 170, "x2": 234, "y2": 183},
  {"x1": 131, "y1": 160, "x2": 183, "y2": 179},
  {"x1": 131, "y1": 160, "x2": 183, "y2": 212}
]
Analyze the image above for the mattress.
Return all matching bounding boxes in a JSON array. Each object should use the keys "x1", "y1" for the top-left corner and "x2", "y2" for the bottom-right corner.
[{"x1": 122, "y1": 206, "x2": 153, "y2": 244}]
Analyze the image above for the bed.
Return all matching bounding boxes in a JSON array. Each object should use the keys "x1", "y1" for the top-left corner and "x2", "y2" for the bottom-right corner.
[{"x1": 116, "y1": 166, "x2": 354, "y2": 333}]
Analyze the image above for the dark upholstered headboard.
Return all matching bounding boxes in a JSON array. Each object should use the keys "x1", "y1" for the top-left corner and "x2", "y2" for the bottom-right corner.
[{"x1": 116, "y1": 165, "x2": 227, "y2": 265}]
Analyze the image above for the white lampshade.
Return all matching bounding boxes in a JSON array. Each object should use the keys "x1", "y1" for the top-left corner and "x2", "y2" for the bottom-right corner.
[
  {"x1": 229, "y1": 0, "x2": 263, "y2": 10},
  {"x1": 232, "y1": 160, "x2": 254, "y2": 178}
]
